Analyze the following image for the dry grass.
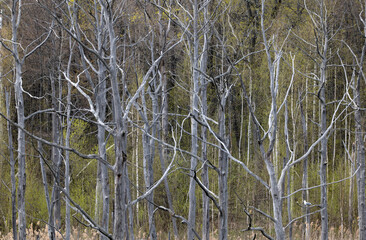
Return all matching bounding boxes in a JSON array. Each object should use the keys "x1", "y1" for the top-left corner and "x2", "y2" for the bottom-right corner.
[
  {"x1": 0, "y1": 222, "x2": 99, "y2": 240},
  {"x1": 233, "y1": 222, "x2": 357, "y2": 240},
  {"x1": 0, "y1": 222, "x2": 359, "y2": 239}
]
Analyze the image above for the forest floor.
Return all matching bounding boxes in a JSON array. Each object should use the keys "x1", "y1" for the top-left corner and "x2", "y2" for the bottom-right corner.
[{"x1": 0, "y1": 222, "x2": 359, "y2": 239}]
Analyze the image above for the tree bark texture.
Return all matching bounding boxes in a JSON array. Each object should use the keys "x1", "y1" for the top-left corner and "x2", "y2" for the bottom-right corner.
[
  {"x1": 12, "y1": 0, "x2": 26, "y2": 236},
  {"x1": 188, "y1": 0, "x2": 200, "y2": 238},
  {"x1": 6, "y1": 90, "x2": 17, "y2": 240}
]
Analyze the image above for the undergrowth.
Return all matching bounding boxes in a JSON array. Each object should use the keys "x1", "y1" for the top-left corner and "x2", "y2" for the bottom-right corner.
[{"x1": 0, "y1": 222, "x2": 359, "y2": 239}]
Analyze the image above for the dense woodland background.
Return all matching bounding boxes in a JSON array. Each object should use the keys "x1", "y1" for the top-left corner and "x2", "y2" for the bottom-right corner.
[{"x1": 0, "y1": 0, "x2": 365, "y2": 239}]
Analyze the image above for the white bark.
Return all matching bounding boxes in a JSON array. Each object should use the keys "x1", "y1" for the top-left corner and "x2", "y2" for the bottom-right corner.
[
  {"x1": 64, "y1": 35, "x2": 74, "y2": 240},
  {"x1": 260, "y1": 1, "x2": 285, "y2": 238}
]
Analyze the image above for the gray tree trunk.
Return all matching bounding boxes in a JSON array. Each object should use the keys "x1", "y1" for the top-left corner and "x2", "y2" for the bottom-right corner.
[
  {"x1": 15, "y1": 60, "x2": 26, "y2": 240},
  {"x1": 319, "y1": 43, "x2": 328, "y2": 240},
  {"x1": 218, "y1": 95, "x2": 228, "y2": 240},
  {"x1": 5, "y1": 90, "x2": 17, "y2": 240},
  {"x1": 201, "y1": 5, "x2": 210, "y2": 240},
  {"x1": 95, "y1": 6, "x2": 110, "y2": 238},
  {"x1": 64, "y1": 37, "x2": 74, "y2": 240},
  {"x1": 260, "y1": 1, "x2": 285, "y2": 238},
  {"x1": 65, "y1": 77, "x2": 72, "y2": 240},
  {"x1": 349, "y1": 144, "x2": 355, "y2": 231},
  {"x1": 100, "y1": 2, "x2": 128, "y2": 238},
  {"x1": 125, "y1": 166, "x2": 135, "y2": 240},
  {"x1": 285, "y1": 101, "x2": 292, "y2": 240},
  {"x1": 39, "y1": 141, "x2": 55, "y2": 240},
  {"x1": 300, "y1": 99, "x2": 310, "y2": 240},
  {"x1": 160, "y1": 63, "x2": 179, "y2": 239},
  {"x1": 188, "y1": 0, "x2": 200, "y2": 238},
  {"x1": 158, "y1": 4, "x2": 179, "y2": 236},
  {"x1": 354, "y1": 32, "x2": 366, "y2": 239},
  {"x1": 51, "y1": 70, "x2": 62, "y2": 232},
  {"x1": 304, "y1": 0, "x2": 330, "y2": 238},
  {"x1": 141, "y1": 83, "x2": 157, "y2": 239},
  {"x1": 11, "y1": 0, "x2": 26, "y2": 237},
  {"x1": 72, "y1": 1, "x2": 110, "y2": 236}
]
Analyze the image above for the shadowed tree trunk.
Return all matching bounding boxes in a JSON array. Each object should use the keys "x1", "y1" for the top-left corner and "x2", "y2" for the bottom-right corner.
[
  {"x1": 38, "y1": 141, "x2": 55, "y2": 240},
  {"x1": 300, "y1": 98, "x2": 310, "y2": 240},
  {"x1": 319, "y1": 34, "x2": 329, "y2": 240},
  {"x1": 141, "y1": 80, "x2": 157, "y2": 239},
  {"x1": 157, "y1": 3, "x2": 179, "y2": 236},
  {"x1": 218, "y1": 90, "x2": 229, "y2": 240},
  {"x1": 51, "y1": 70, "x2": 62, "y2": 231},
  {"x1": 354, "y1": 15, "x2": 366, "y2": 236}
]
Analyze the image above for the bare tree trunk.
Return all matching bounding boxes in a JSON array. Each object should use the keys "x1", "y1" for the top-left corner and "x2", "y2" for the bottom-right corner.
[
  {"x1": 11, "y1": 1, "x2": 26, "y2": 237},
  {"x1": 71, "y1": 2, "x2": 110, "y2": 236},
  {"x1": 201, "y1": 5, "x2": 210, "y2": 239},
  {"x1": 159, "y1": 75, "x2": 179, "y2": 239},
  {"x1": 141, "y1": 84, "x2": 157, "y2": 239},
  {"x1": 287, "y1": 163, "x2": 292, "y2": 240},
  {"x1": 160, "y1": 76, "x2": 179, "y2": 239},
  {"x1": 95, "y1": 160, "x2": 102, "y2": 223},
  {"x1": 135, "y1": 114, "x2": 140, "y2": 227},
  {"x1": 246, "y1": 69, "x2": 252, "y2": 168},
  {"x1": 188, "y1": 0, "x2": 200, "y2": 238},
  {"x1": 51, "y1": 70, "x2": 62, "y2": 232},
  {"x1": 145, "y1": 32, "x2": 165, "y2": 239},
  {"x1": 285, "y1": 101, "x2": 292, "y2": 240},
  {"x1": 39, "y1": 141, "x2": 55, "y2": 240},
  {"x1": 111, "y1": 64, "x2": 128, "y2": 240},
  {"x1": 349, "y1": 144, "x2": 355, "y2": 230},
  {"x1": 304, "y1": 0, "x2": 330, "y2": 237},
  {"x1": 101, "y1": 2, "x2": 128, "y2": 238},
  {"x1": 157, "y1": 3, "x2": 179, "y2": 236},
  {"x1": 64, "y1": 36, "x2": 74, "y2": 240},
  {"x1": 300, "y1": 97, "x2": 310, "y2": 240},
  {"x1": 5, "y1": 90, "x2": 17, "y2": 240},
  {"x1": 355, "y1": 31, "x2": 366, "y2": 239},
  {"x1": 320, "y1": 46, "x2": 329, "y2": 240},
  {"x1": 98, "y1": 64, "x2": 110, "y2": 240},
  {"x1": 125, "y1": 167, "x2": 135, "y2": 240},
  {"x1": 218, "y1": 95, "x2": 228, "y2": 240},
  {"x1": 95, "y1": 6, "x2": 109, "y2": 238},
  {"x1": 260, "y1": 1, "x2": 285, "y2": 238},
  {"x1": 65, "y1": 75, "x2": 72, "y2": 240},
  {"x1": 15, "y1": 70, "x2": 26, "y2": 240}
]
